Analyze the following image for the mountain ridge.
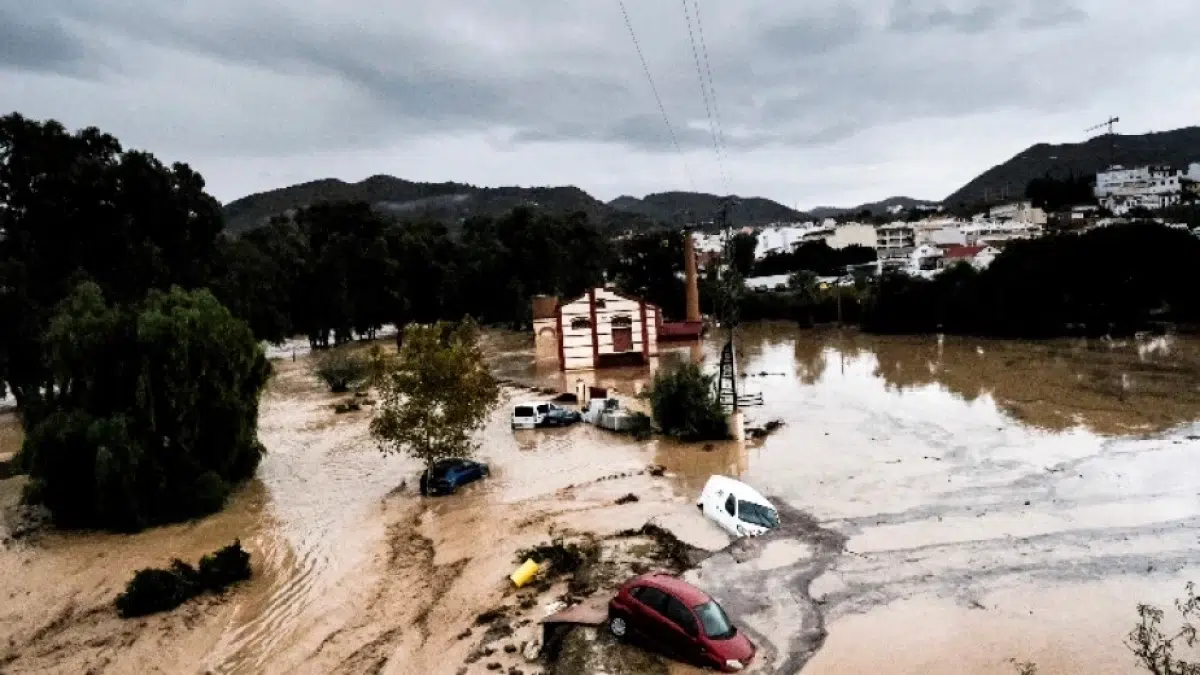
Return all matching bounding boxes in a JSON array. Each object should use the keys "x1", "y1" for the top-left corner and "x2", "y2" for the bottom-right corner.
[{"x1": 942, "y1": 126, "x2": 1200, "y2": 208}]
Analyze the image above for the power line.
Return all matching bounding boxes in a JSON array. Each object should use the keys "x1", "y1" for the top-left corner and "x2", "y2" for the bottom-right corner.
[
  {"x1": 616, "y1": 0, "x2": 695, "y2": 191},
  {"x1": 690, "y1": 0, "x2": 729, "y2": 189},
  {"x1": 680, "y1": 0, "x2": 728, "y2": 192}
]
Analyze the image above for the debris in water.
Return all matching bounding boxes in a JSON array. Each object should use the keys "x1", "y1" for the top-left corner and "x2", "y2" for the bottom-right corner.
[
  {"x1": 476, "y1": 607, "x2": 508, "y2": 625},
  {"x1": 615, "y1": 493, "x2": 639, "y2": 505},
  {"x1": 647, "y1": 465, "x2": 665, "y2": 477}
]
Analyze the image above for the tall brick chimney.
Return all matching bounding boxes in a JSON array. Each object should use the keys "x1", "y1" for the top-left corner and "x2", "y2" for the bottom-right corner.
[{"x1": 683, "y1": 231, "x2": 701, "y2": 323}]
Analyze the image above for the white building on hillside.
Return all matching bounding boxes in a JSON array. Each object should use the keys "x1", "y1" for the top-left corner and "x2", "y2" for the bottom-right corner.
[
  {"x1": 876, "y1": 222, "x2": 915, "y2": 264},
  {"x1": 989, "y1": 201, "x2": 1047, "y2": 225},
  {"x1": 1095, "y1": 163, "x2": 1200, "y2": 215},
  {"x1": 826, "y1": 223, "x2": 876, "y2": 249}
]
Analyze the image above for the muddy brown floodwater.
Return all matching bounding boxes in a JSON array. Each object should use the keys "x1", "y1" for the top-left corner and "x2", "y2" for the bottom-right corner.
[{"x1": 3, "y1": 324, "x2": 1200, "y2": 674}]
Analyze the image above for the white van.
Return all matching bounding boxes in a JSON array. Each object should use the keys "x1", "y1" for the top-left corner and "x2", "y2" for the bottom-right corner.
[
  {"x1": 511, "y1": 402, "x2": 550, "y2": 429},
  {"x1": 697, "y1": 475, "x2": 780, "y2": 537}
]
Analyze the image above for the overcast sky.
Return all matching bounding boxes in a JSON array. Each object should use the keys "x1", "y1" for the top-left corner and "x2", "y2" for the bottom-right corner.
[{"x1": 4, "y1": 0, "x2": 1199, "y2": 209}]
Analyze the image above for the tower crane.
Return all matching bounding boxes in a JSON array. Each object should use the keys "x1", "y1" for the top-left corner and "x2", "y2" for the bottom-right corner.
[{"x1": 1086, "y1": 116, "x2": 1120, "y2": 169}]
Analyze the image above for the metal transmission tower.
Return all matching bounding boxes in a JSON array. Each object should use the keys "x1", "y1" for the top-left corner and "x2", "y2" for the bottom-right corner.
[
  {"x1": 1086, "y1": 116, "x2": 1121, "y2": 169},
  {"x1": 712, "y1": 198, "x2": 761, "y2": 410}
]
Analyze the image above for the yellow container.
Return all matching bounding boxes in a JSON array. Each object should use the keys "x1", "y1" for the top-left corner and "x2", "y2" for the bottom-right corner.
[{"x1": 510, "y1": 559, "x2": 540, "y2": 588}]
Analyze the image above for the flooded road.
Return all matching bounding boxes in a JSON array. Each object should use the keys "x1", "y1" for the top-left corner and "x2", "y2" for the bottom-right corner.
[{"x1": 2, "y1": 324, "x2": 1200, "y2": 674}]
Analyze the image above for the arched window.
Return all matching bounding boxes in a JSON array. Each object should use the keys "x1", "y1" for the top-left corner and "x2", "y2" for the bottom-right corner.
[
  {"x1": 570, "y1": 317, "x2": 592, "y2": 330},
  {"x1": 611, "y1": 315, "x2": 633, "y2": 328}
]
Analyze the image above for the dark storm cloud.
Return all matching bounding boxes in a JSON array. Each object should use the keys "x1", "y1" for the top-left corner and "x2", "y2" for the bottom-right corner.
[
  {"x1": 0, "y1": 0, "x2": 1188, "y2": 209},
  {"x1": 0, "y1": 5, "x2": 88, "y2": 74}
]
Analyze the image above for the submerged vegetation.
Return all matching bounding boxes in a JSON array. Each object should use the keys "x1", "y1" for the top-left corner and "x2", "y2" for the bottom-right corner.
[
  {"x1": 648, "y1": 363, "x2": 729, "y2": 442},
  {"x1": 114, "y1": 541, "x2": 252, "y2": 619}
]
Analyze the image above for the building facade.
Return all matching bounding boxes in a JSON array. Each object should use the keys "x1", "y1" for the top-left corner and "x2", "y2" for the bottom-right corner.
[
  {"x1": 532, "y1": 288, "x2": 661, "y2": 371},
  {"x1": 989, "y1": 201, "x2": 1047, "y2": 225},
  {"x1": 876, "y1": 222, "x2": 916, "y2": 262},
  {"x1": 825, "y1": 223, "x2": 876, "y2": 249},
  {"x1": 1095, "y1": 163, "x2": 1200, "y2": 215}
]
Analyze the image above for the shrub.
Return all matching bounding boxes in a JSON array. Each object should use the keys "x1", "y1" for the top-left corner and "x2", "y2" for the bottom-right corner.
[
  {"x1": 114, "y1": 541, "x2": 252, "y2": 619},
  {"x1": 648, "y1": 363, "x2": 730, "y2": 442},
  {"x1": 19, "y1": 285, "x2": 270, "y2": 531},
  {"x1": 115, "y1": 562, "x2": 199, "y2": 619},
  {"x1": 628, "y1": 412, "x2": 653, "y2": 441},
  {"x1": 313, "y1": 348, "x2": 370, "y2": 393},
  {"x1": 198, "y1": 540, "x2": 253, "y2": 591}
]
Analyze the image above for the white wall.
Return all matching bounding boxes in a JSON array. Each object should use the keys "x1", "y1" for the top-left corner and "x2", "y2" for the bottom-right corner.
[
  {"x1": 557, "y1": 288, "x2": 660, "y2": 371},
  {"x1": 826, "y1": 224, "x2": 875, "y2": 249}
]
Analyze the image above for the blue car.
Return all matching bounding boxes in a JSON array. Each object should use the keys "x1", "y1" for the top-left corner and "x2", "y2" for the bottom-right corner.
[{"x1": 419, "y1": 458, "x2": 490, "y2": 496}]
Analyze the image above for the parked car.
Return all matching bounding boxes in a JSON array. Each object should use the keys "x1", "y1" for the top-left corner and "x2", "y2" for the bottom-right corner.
[
  {"x1": 697, "y1": 475, "x2": 779, "y2": 538},
  {"x1": 541, "y1": 403, "x2": 581, "y2": 427},
  {"x1": 608, "y1": 572, "x2": 755, "y2": 672},
  {"x1": 511, "y1": 402, "x2": 549, "y2": 429},
  {"x1": 418, "y1": 458, "x2": 489, "y2": 496},
  {"x1": 511, "y1": 401, "x2": 580, "y2": 429}
]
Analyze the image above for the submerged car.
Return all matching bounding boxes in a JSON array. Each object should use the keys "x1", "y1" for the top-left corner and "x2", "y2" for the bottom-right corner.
[
  {"x1": 540, "y1": 403, "x2": 581, "y2": 427},
  {"x1": 697, "y1": 475, "x2": 779, "y2": 537},
  {"x1": 418, "y1": 458, "x2": 489, "y2": 496},
  {"x1": 608, "y1": 572, "x2": 756, "y2": 672},
  {"x1": 511, "y1": 401, "x2": 580, "y2": 429}
]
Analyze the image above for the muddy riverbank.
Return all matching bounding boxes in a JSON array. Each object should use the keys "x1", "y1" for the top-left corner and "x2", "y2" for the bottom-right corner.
[{"x1": 2, "y1": 324, "x2": 1200, "y2": 674}]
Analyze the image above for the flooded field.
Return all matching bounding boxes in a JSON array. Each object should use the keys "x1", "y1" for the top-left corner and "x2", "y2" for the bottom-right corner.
[{"x1": 2, "y1": 323, "x2": 1200, "y2": 674}]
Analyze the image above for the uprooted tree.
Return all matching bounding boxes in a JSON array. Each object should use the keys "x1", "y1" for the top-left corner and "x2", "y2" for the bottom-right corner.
[
  {"x1": 369, "y1": 320, "x2": 500, "y2": 472},
  {"x1": 19, "y1": 283, "x2": 270, "y2": 531}
]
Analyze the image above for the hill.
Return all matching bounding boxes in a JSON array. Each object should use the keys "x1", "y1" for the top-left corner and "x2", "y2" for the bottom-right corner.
[
  {"x1": 607, "y1": 191, "x2": 811, "y2": 228},
  {"x1": 222, "y1": 175, "x2": 653, "y2": 234},
  {"x1": 808, "y1": 196, "x2": 940, "y2": 219},
  {"x1": 223, "y1": 176, "x2": 815, "y2": 234},
  {"x1": 943, "y1": 126, "x2": 1200, "y2": 209}
]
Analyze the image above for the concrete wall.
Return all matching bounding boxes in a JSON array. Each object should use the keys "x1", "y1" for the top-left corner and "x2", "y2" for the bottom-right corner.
[
  {"x1": 533, "y1": 317, "x2": 559, "y2": 364},
  {"x1": 826, "y1": 223, "x2": 876, "y2": 250}
]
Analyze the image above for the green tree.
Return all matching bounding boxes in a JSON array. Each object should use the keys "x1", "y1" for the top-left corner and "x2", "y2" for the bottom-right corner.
[
  {"x1": 0, "y1": 114, "x2": 224, "y2": 410},
  {"x1": 370, "y1": 320, "x2": 500, "y2": 473},
  {"x1": 611, "y1": 230, "x2": 687, "y2": 318},
  {"x1": 312, "y1": 347, "x2": 369, "y2": 393},
  {"x1": 648, "y1": 362, "x2": 729, "y2": 442},
  {"x1": 19, "y1": 283, "x2": 270, "y2": 531},
  {"x1": 730, "y1": 232, "x2": 758, "y2": 278}
]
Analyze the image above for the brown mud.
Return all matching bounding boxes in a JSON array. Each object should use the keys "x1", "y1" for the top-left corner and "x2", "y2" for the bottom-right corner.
[{"x1": 1, "y1": 325, "x2": 1199, "y2": 673}]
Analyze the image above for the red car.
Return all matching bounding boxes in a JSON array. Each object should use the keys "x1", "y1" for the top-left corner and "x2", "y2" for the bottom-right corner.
[{"x1": 607, "y1": 572, "x2": 756, "y2": 672}]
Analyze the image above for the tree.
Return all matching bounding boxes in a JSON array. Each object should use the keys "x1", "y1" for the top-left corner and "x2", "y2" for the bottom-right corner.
[
  {"x1": 730, "y1": 232, "x2": 758, "y2": 278},
  {"x1": 1127, "y1": 583, "x2": 1200, "y2": 675},
  {"x1": 312, "y1": 347, "x2": 370, "y2": 393},
  {"x1": 611, "y1": 230, "x2": 687, "y2": 319},
  {"x1": 0, "y1": 114, "x2": 224, "y2": 410},
  {"x1": 19, "y1": 283, "x2": 270, "y2": 531},
  {"x1": 648, "y1": 362, "x2": 729, "y2": 442},
  {"x1": 370, "y1": 320, "x2": 500, "y2": 472}
]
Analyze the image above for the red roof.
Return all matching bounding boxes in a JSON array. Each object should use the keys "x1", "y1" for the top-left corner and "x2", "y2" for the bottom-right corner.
[
  {"x1": 940, "y1": 245, "x2": 985, "y2": 259},
  {"x1": 624, "y1": 573, "x2": 711, "y2": 606}
]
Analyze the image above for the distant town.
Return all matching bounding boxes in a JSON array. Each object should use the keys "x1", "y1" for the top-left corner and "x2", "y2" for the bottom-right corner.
[{"x1": 674, "y1": 161, "x2": 1200, "y2": 290}]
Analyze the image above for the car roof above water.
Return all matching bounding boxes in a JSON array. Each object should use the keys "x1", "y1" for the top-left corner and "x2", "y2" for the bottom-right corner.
[
  {"x1": 702, "y1": 475, "x2": 772, "y2": 507},
  {"x1": 626, "y1": 573, "x2": 711, "y2": 607}
]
